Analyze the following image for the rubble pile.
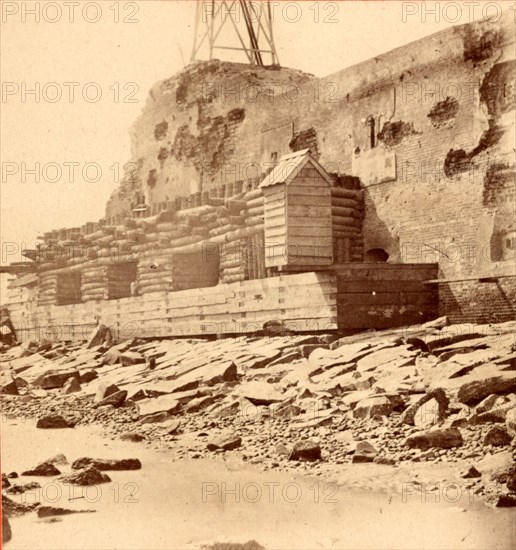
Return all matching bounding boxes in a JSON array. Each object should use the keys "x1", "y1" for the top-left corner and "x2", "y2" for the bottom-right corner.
[{"x1": 1, "y1": 317, "x2": 515, "y2": 506}]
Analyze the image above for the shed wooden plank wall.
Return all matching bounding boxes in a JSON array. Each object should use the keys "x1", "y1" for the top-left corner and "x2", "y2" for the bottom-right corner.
[
  {"x1": 335, "y1": 263, "x2": 438, "y2": 328},
  {"x1": 263, "y1": 185, "x2": 287, "y2": 268},
  {"x1": 286, "y1": 166, "x2": 333, "y2": 266}
]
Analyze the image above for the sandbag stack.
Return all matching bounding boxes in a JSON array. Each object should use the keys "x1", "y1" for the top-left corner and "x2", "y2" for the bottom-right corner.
[
  {"x1": 219, "y1": 240, "x2": 248, "y2": 284},
  {"x1": 81, "y1": 266, "x2": 108, "y2": 302},
  {"x1": 331, "y1": 187, "x2": 364, "y2": 263},
  {"x1": 37, "y1": 273, "x2": 59, "y2": 306},
  {"x1": 137, "y1": 253, "x2": 174, "y2": 294}
]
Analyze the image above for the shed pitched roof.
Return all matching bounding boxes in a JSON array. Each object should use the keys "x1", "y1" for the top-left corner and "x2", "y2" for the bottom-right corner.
[{"x1": 259, "y1": 149, "x2": 334, "y2": 188}]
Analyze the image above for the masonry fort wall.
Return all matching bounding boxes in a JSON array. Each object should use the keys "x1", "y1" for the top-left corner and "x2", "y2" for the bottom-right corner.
[{"x1": 106, "y1": 13, "x2": 515, "y2": 323}]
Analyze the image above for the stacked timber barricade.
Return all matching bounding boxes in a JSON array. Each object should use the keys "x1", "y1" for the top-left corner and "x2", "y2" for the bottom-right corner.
[{"x1": 27, "y1": 155, "x2": 364, "y2": 314}]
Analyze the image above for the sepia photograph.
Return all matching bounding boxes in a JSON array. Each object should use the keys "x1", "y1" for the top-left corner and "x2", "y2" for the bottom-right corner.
[{"x1": 1, "y1": 1, "x2": 515, "y2": 548}]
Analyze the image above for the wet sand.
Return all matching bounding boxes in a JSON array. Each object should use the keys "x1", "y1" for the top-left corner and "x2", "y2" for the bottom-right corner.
[{"x1": 2, "y1": 420, "x2": 515, "y2": 550}]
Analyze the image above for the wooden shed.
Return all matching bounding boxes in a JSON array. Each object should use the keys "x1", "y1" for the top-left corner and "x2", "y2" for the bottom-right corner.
[{"x1": 260, "y1": 149, "x2": 333, "y2": 269}]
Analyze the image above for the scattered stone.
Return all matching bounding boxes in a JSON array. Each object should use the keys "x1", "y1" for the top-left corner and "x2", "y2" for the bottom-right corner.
[
  {"x1": 120, "y1": 351, "x2": 146, "y2": 366},
  {"x1": 71, "y1": 457, "x2": 141, "y2": 471},
  {"x1": 37, "y1": 506, "x2": 96, "y2": 518},
  {"x1": 46, "y1": 454, "x2": 68, "y2": 465},
  {"x1": 159, "y1": 418, "x2": 181, "y2": 435},
  {"x1": 373, "y1": 456, "x2": 396, "y2": 465},
  {"x1": 402, "y1": 388, "x2": 448, "y2": 426},
  {"x1": 353, "y1": 396, "x2": 393, "y2": 419},
  {"x1": 60, "y1": 467, "x2": 111, "y2": 486},
  {"x1": 103, "y1": 348, "x2": 121, "y2": 366},
  {"x1": 405, "y1": 427, "x2": 463, "y2": 450},
  {"x1": 2, "y1": 473, "x2": 10, "y2": 488},
  {"x1": 120, "y1": 433, "x2": 145, "y2": 442},
  {"x1": 138, "y1": 395, "x2": 181, "y2": 418},
  {"x1": 22, "y1": 461, "x2": 61, "y2": 476},
  {"x1": 457, "y1": 375, "x2": 516, "y2": 405},
  {"x1": 506, "y1": 407, "x2": 516, "y2": 436},
  {"x1": 476, "y1": 451, "x2": 513, "y2": 482},
  {"x1": 238, "y1": 381, "x2": 284, "y2": 405},
  {"x1": 476, "y1": 394, "x2": 502, "y2": 414},
  {"x1": 6, "y1": 481, "x2": 41, "y2": 494},
  {"x1": 207, "y1": 435, "x2": 242, "y2": 452},
  {"x1": 93, "y1": 390, "x2": 127, "y2": 408},
  {"x1": 2, "y1": 494, "x2": 39, "y2": 517},
  {"x1": 352, "y1": 441, "x2": 378, "y2": 463},
  {"x1": 36, "y1": 415, "x2": 71, "y2": 429},
  {"x1": 289, "y1": 440, "x2": 321, "y2": 462},
  {"x1": 484, "y1": 426, "x2": 513, "y2": 446},
  {"x1": 86, "y1": 324, "x2": 111, "y2": 349},
  {"x1": 460, "y1": 465, "x2": 481, "y2": 479},
  {"x1": 467, "y1": 411, "x2": 506, "y2": 425},
  {"x1": 34, "y1": 370, "x2": 80, "y2": 390},
  {"x1": 492, "y1": 494, "x2": 516, "y2": 507},
  {"x1": 80, "y1": 370, "x2": 98, "y2": 384},
  {"x1": 139, "y1": 411, "x2": 172, "y2": 424}
]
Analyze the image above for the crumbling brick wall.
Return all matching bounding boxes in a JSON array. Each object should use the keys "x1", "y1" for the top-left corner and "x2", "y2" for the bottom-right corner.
[
  {"x1": 106, "y1": 61, "x2": 314, "y2": 216},
  {"x1": 104, "y1": 12, "x2": 515, "y2": 323}
]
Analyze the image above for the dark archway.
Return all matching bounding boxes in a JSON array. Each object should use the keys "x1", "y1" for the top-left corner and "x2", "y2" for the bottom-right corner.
[{"x1": 364, "y1": 248, "x2": 389, "y2": 262}]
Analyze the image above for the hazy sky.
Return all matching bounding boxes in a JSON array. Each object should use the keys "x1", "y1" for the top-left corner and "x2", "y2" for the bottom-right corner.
[{"x1": 1, "y1": 0, "x2": 508, "y2": 269}]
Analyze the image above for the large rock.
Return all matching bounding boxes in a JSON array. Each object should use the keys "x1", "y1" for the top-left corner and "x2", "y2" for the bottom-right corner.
[
  {"x1": 184, "y1": 395, "x2": 219, "y2": 413},
  {"x1": 2, "y1": 494, "x2": 40, "y2": 517},
  {"x1": 71, "y1": 457, "x2": 141, "y2": 471},
  {"x1": 139, "y1": 411, "x2": 171, "y2": 424},
  {"x1": 6, "y1": 482, "x2": 41, "y2": 495},
  {"x1": 457, "y1": 375, "x2": 516, "y2": 405},
  {"x1": 207, "y1": 434, "x2": 242, "y2": 451},
  {"x1": 178, "y1": 360, "x2": 238, "y2": 387},
  {"x1": 1, "y1": 380, "x2": 19, "y2": 395},
  {"x1": 506, "y1": 407, "x2": 516, "y2": 436},
  {"x1": 38, "y1": 506, "x2": 96, "y2": 518},
  {"x1": 405, "y1": 427, "x2": 463, "y2": 450},
  {"x1": 62, "y1": 376, "x2": 81, "y2": 394},
  {"x1": 46, "y1": 454, "x2": 68, "y2": 465},
  {"x1": 353, "y1": 396, "x2": 393, "y2": 419},
  {"x1": 352, "y1": 441, "x2": 378, "y2": 463},
  {"x1": 33, "y1": 369, "x2": 80, "y2": 389},
  {"x1": 103, "y1": 348, "x2": 121, "y2": 366},
  {"x1": 2, "y1": 514, "x2": 11, "y2": 544},
  {"x1": 22, "y1": 461, "x2": 61, "y2": 476},
  {"x1": 94, "y1": 383, "x2": 120, "y2": 403},
  {"x1": 484, "y1": 426, "x2": 513, "y2": 446},
  {"x1": 477, "y1": 451, "x2": 513, "y2": 482},
  {"x1": 120, "y1": 351, "x2": 146, "y2": 366},
  {"x1": 36, "y1": 415, "x2": 71, "y2": 429},
  {"x1": 138, "y1": 395, "x2": 181, "y2": 418},
  {"x1": 80, "y1": 370, "x2": 98, "y2": 384},
  {"x1": 93, "y1": 390, "x2": 127, "y2": 408},
  {"x1": 289, "y1": 440, "x2": 321, "y2": 462},
  {"x1": 86, "y1": 324, "x2": 111, "y2": 348},
  {"x1": 401, "y1": 388, "x2": 449, "y2": 427},
  {"x1": 238, "y1": 381, "x2": 284, "y2": 405},
  {"x1": 60, "y1": 467, "x2": 111, "y2": 486}
]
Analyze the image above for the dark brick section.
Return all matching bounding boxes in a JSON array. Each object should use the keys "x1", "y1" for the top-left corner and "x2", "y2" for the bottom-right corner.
[{"x1": 439, "y1": 277, "x2": 516, "y2": 324}]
